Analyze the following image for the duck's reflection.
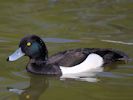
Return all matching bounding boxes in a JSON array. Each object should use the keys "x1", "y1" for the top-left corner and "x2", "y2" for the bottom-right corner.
[
  {"x1": 8, "y1": 61, "x2": 126, "y2": 100},
  {"x1": 8, "y1": 71, "x2": 101, "y2": 100},
  {"x1": 8, "y1": 74, "x2": 51, "y2": 100},
  {"x1": 104, "y1": 61, "x2": 126, "y2": 71}
]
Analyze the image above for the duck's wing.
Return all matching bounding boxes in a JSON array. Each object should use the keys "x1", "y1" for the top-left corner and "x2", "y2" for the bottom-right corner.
[
  {"x1": 48, "y1": 48, "x2": 129, "y2": 67},
  {"x1": 48, "y1": 49, "x2": 87, "y2": 67}
]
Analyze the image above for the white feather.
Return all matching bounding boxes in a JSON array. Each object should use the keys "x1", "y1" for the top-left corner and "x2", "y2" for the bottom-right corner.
[{"x1": 60, "y1": 53, "x2": 104, "y2": 75}]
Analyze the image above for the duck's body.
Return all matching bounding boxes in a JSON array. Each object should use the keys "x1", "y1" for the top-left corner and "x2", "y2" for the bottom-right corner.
[{"x1": 7, "y1": 35, "x2": 129, "y2": 76}]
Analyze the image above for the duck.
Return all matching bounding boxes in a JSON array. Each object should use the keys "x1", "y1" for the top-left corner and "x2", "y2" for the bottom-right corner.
[{"x1": 7, "y1": 35, "x2": 129, "y2": 76}]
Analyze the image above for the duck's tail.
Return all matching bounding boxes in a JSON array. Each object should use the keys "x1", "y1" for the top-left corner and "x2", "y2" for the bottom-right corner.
[{"x1": 103, "y1": 49, "x2": 130, "y2": 64}]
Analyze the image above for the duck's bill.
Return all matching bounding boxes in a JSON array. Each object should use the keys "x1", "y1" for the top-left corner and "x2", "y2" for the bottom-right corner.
[{"x1": 7, "y1": 48, "x2": 25, "y2": 61}]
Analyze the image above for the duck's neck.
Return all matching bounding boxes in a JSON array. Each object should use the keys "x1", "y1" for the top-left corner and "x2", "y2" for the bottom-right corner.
[
  {"x1": 30, "y1": 57, "x2": 48, "y2": 65},
  {"x1": 27, "y1": 58, "x2": 62, "y2": 75}
]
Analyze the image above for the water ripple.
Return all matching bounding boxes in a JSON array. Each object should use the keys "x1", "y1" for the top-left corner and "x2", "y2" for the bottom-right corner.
[
  {"x1": 42, "y1": 38, "x2": 80, "y2": 43},
  {"x1": 102, "y1": 39, "x2": 133, "y2": 45}
]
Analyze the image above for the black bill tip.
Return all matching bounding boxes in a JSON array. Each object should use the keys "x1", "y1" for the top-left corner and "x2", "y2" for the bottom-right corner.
[{"x1": 7, "y1": 57, "x2": 9, "y2": 61}]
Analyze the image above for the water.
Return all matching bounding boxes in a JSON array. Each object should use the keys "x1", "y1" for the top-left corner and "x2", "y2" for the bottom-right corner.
[{"x1": 0, "y1": 0, "x2": 133, "y2": 100}]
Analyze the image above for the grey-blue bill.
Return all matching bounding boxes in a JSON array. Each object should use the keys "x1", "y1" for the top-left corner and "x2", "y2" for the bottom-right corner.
[{"x1": 7, "y1": 48, "x2": 25, "y2": 61}]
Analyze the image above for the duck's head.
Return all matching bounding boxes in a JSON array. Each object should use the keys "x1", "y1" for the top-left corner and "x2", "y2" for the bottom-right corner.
[{"x1": 7, "y1": 35, "x2": 48, "y2": 61}]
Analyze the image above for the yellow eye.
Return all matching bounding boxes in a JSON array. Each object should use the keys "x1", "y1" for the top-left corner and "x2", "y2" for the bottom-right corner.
[{"x1": 27, "y1": 42, "x2": 31, "y2": 46}]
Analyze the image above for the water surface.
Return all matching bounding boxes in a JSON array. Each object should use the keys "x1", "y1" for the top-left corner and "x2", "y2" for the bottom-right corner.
[{"x1": 0, "y1": 0, "x2": 133, "y2": 100}]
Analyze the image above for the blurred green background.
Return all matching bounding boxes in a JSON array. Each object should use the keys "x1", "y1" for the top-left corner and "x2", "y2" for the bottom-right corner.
[{"x1": 0, "y1": 0, "x2": 133, "y2": 100}]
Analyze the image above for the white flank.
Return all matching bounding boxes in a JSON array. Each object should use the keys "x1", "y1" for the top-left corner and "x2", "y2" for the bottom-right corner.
[{"x1": 60, "y1": 53, "x2": 104, "y2": 75}]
